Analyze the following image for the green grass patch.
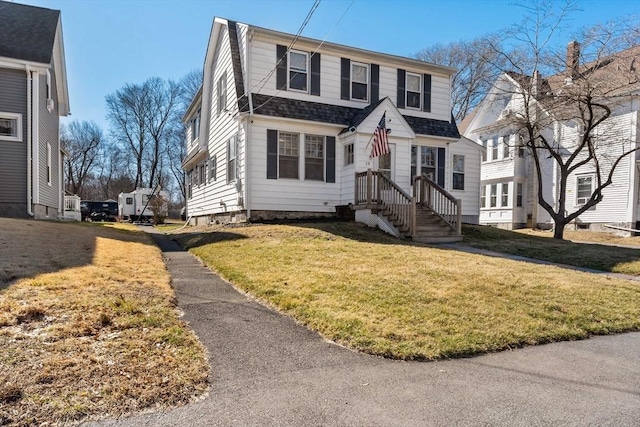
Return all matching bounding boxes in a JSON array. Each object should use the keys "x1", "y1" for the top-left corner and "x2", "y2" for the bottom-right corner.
[
  {"x1": 462, "y1": 225, "x2": 640, "y2": 275},
  {"x1": 174, "y1": 222, "x2": 640, "y2": 361}
]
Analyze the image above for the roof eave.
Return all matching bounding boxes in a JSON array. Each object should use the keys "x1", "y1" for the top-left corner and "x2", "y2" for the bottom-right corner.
[{"x1": 248, "y1": 25, "x2": 457, "y2": 76}]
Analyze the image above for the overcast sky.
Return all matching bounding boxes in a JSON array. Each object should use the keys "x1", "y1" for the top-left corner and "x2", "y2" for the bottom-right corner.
[{"x1": 14, "y1": 0, "x2": 640, "y2": 130}]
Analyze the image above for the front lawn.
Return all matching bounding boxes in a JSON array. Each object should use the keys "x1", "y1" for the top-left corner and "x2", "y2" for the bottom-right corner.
[
  {"x1": 173, "y1": 222, "x2": 640, "y2": 361},
  {"x1": 0, "y1": 219, "x2": 208, "y2": 426},
  {"x1": 462, "y1": 225, "x2": 640, "y2": 276}
]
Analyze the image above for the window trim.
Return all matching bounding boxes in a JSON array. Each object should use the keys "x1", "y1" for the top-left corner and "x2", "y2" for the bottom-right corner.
[
  {"x1": 576, "y1": 174, "x2": 594, "y2": 205},
  {"x1": 405, "y1": 72, "x2": 422, "y2": 110},
  {"x1": 46, "y1": 142, "x2": 52, "y2": 186},
  {"x1": 227, "y1": 135, "x2": 237, "y2": 183},
  {"x1": 217, "y1": 72, "x2": 227, "y2": 116},
  {"x1": 490, "y1": 184, "x2": 497, "y2": 208},
  {"x1": 350, "y1": 61, "x2": 369, "y2": 102},
  {"x1": 0, "y1": 112, "x2": 22, "y2": 142},
  {"x1": 452, "y1": 154, "x2": 465, "y2": 191},
  {"x1": 501, "y1": 182, "x2": 509, "y2": 207},
  {"x1": 502, "y1": 135, "x2": 511, "y2": 159},
  {"x1": 288, "y1": 50, "x2": 309, "y2": 93},
  {"x1": 278, "y1": 131, "x2": 300, "y2": 179},
  {"x1": 304, "y1": 134, "x2": 325, "y2": 181},
  {"x1": 210, "y1": 154, "x2": 217, "y2": 182},
  {"x1": 344, "y1": 143, "x2": 354, "y2": 166}
]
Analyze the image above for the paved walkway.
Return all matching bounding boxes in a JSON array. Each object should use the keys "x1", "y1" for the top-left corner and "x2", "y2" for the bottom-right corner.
[{"x1": 89, "y1": 230, "x2": 640, "y2": 426}]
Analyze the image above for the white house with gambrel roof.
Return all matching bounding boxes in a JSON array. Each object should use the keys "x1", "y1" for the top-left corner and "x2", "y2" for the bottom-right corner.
[{"x1": 183, "y1": 17, "x2": 482, "y2": 242}]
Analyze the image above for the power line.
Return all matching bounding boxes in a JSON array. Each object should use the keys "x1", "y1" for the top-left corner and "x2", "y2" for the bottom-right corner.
[
  {"x1": 237, "y1": 0, "x2": 321, "y2": 105},
  {"x1": 252, "y1": 0, "x2": 356, "y2": 113}
]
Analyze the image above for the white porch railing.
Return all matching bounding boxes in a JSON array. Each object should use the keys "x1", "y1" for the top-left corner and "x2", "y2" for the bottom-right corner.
[{"x1": 63, "y1": 195, "x2": 81, "y2": 221}]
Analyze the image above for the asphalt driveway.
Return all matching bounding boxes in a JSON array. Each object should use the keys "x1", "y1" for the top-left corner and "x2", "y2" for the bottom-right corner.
[{"x1": 88, "y1": 229, "x2": 640, "y2": 426}]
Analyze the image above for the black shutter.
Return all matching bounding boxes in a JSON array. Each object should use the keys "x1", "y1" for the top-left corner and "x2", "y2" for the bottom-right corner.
[
  {"x1": 437, "y1": 147, "x2": 445, "y2": 187},
  {"x1": 276, "y1": 45, "x2": 288, "y2": 90},
  {"x1": 370, "y1": 63, "x2": 379, "y2": 103},
  {"x1": 341, "y1": 57, "x2": 350, "y2": 100},
  {"x1": 326, "y1": 136, "x2": 335, "y2": 183},
  {"x1": 310, "y1": 53, "x2": 321, "y2": 96},
  {"x1": 423, "y1": 73, "x2": 432, "y2": 112},
  {"x1": 397, "y1": 69, "x2": 406, "y2": 108},
  {"x1": 267, "y1": 129, "x2": 278, "y2": 179}
]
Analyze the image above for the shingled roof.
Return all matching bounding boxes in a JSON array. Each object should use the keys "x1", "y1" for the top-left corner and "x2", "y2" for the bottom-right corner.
[
  {"x1": 251, "y1": 94, "x2": 460, "y2": 139},
  {"x1": 0, "y1": 1, "x2": 60, "y2": 64}
]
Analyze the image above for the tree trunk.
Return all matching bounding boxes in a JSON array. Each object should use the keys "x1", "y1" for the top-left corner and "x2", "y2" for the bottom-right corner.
[{"x1": 553, "y1": 219, "x2": 565, "y2": 239}]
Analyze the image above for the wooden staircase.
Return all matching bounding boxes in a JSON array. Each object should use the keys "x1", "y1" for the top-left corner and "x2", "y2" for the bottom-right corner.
[
  {"x1": 411, "y1": 205, "x2": 462, "y2": 243},
  {"x1": 353, "y1": 170, "x2": 463, "y2": 244}
]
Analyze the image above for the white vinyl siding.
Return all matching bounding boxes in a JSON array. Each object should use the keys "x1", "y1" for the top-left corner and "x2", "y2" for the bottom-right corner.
[{"x1": 248, "y1": 38, "x2": 453, "y2": 120}]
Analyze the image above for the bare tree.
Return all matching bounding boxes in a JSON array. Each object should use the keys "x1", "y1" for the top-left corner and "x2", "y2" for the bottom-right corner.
[
  {"x1": 488, "y1": 0, "x2": 640, "y2": 239},
  {"x1": 106, "y1": 77, "x2": 182, "y2": 190},
  {"x1": 61, "y1": 120, "x2": 104, "y2": 198},
  {"x1": 178, "y1": 68, "x2": 203, "y2": 108},
  {"x1": 416, "y1": 36, "x2": 507, "y2": 121}
]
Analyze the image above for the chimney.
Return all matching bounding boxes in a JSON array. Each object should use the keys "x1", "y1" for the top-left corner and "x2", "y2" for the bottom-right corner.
[{"x1": 566, "y1": 41, "x2": 580, "y2": 79}]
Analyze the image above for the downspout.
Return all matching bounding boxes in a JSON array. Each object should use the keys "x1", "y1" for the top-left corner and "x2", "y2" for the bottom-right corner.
[
  {"x1": 26, "y1": 66, "x2": 34, "y2": 216},
  {"x1": 32, "y1": 70, "x2": 40, "y2": 209}
]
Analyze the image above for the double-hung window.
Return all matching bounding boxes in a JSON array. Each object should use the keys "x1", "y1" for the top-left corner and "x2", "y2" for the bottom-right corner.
[
  {"x1": 279, "y1": 132, "x2": 299, "y2": 179},
  {"x1": 481, "y1": 139, "x2": 487, "y2": 161},
  {"x1": 490, "y1": 184, "x2": 497, "y2": 207},
  {"x1": 406, "y1": 72, "x2": 421, "y2": 109},
  {"x1": 305, "y1": 134, "x2": 324, "y2": 181},
  {"x1": 0, "y1": 113, "x2": 21, "y2": 142},
  {"x1": 210, "y1": 154, "x2": 217, "y2": 182},
  {"x1": 480, "y1": 186, "x2": 486, "y2": 208},
  {"x1": 217, "y1": 73, "x2": 227, "y2": 115},
  {"x1": 502, "y1": 135, "x2": 511, "y2": 159},
  {"x1": 46, "y1": 143, "x2": 52, "y2": 185},
  {"x1": 576, "y1": 175, "x2": 593, "y2": 205},
  {"x1": 351, "y1": 62, "x2": 368, "y2": 101},
  {"x1": 491, "y1": 139, "x2": 498, "y2": 161},
  {"x1": 452, "y1": 155, "x2": 464, "y2": 190},
  {"x1": 501, "y1": 183, "x2": 509, "y2": 207},
  {"x1": 227, "y1": 136, "x2": 237, "y2": 183},
  {"x1": 344, "y1": 143, "x2": 354, "y2": 166},
  {"x1": 516, "y1": 183, "x2": 523, "y2": 207},
  {"x1": 289, "y1": 51, "x2": 308, "y2": 92}
]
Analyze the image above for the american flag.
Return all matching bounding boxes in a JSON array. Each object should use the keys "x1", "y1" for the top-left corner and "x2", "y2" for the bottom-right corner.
[{"x1": 370, "y1": 113, "x2": 390, "y2": 158}]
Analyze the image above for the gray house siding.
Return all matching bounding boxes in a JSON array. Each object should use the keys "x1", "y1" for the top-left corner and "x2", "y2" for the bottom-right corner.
[
  {"x1": 0, "y1": 67, "x2": 28, "y2": 217},
  {"x1": 37, "y1": 70, "x2": 60, "y2": 212}
]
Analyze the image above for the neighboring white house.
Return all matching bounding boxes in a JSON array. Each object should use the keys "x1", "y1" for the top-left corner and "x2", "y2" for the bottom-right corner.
[
  {"x1": 182, "y1": 17, "x2": 481, "y2": 241},
  {"x1": 461, "y1": 43, "x2": 640, "y2": 233}
]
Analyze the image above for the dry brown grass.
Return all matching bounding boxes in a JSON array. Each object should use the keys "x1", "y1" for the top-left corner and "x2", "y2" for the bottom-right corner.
[{"x1": 0, "y1": 219, "x2": 208, "y2": 426}]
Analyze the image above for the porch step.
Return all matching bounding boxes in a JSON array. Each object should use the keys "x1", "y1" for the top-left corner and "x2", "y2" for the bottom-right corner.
[{"x1": 412, "y1": 235, "x2": 463, "y2": 244}]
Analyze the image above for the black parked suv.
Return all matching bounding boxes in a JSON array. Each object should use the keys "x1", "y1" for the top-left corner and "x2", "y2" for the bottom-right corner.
[{"x1": 80, "y1": 201, "x2": 118, "y2": 222}]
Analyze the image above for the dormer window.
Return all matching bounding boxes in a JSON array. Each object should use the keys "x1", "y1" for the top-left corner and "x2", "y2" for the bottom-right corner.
[
  {"x1": 289, "y1": 50, "x2": 308, "y2": 92},
  {"x1": 406, "y1": 72, "x2": 421, "y2": 109},
  {"x1": 351, "y1": 62, "x2": 369, "y2": 101}
]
